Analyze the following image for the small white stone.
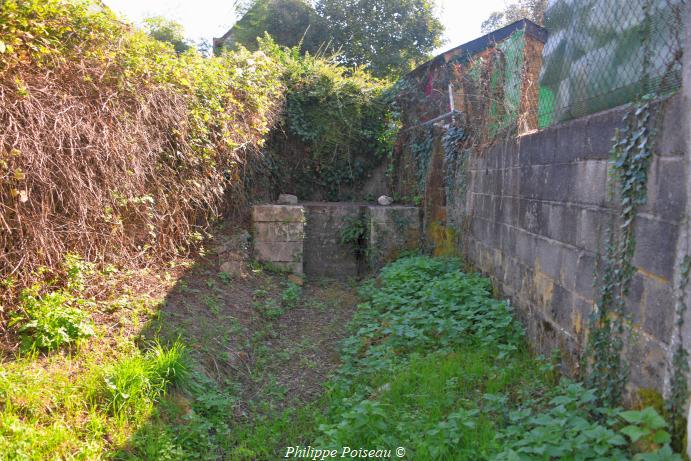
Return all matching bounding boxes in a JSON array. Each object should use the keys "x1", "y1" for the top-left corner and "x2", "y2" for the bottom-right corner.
[
  {"x1": 277, "y1": 194, "x2": 298, "y2": 205},
  {"x1": 378, "y1": 195, "x2": 394, "y2": 206}
]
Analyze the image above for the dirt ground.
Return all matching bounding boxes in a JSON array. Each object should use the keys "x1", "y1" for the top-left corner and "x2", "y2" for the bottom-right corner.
[{"x1": 148, "y1": 227, "x2": 360, "y2": 420}]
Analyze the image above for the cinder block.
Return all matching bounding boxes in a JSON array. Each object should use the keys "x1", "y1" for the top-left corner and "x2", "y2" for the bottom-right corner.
[
  {"x1": 574, "y1": 161, "x2": 608, "y2": 206},
  {"x1": 645, "y1": 157, "x2": 687, "y2": 222},
  {"x1": 536, "y1": 238, "x2": 562, "y2": 281},
  {"x1": 556, "y1": 117, "x2": 587, "y2": 163},
  {"x1": 252, "y1": 205, "x2": 305, "y2": 223},
  {"x1": 550, "y1": 284, "x2": 575, "y2": 331},
  {"x1": 624, "y1": 272, "x2": 646, "y2": 326},
  {"x1": 628, "y1": 336, "x2": 666, "y2": 391},
  {"x1": 583, "y1": 107, "x2": 626, "y2": 160},
  {"x1": 633, "y1": 216, "x2": 678, "y2": 282},
  {"x1": 656, "y1": 94, "x2": 685, "y2": 157},
  {"x1": 642, "y1": 277, "x2": 674, "y2": 343},
  {"x1": 575, "y1": 253, "x2": 597, "y2": 301},
  {"x1": 576, "y1": 208, "x2": 604, "y2": 251}
]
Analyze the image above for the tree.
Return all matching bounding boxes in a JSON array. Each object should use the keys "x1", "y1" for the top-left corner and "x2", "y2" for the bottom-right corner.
[
  {"x1": 480, "y1": 0, "x2": 547, "y2": 33},
  {"x1": 143, "y1": 16, "x2": 191, "y2": 53},
  {"x1": 315, "y1": 0, "x2": 443, "y2": 77},
  {"x1": 221, "y1": 0, "x2": 327, "y2": 54}
]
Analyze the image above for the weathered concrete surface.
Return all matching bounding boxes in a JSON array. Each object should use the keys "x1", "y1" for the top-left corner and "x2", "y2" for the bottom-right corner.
[
  {"x1": 303, "y1": 203, "x2": 365, "y2": 278},
  {"x1": 368, "y1": 206, "x2": 422, "y2": 270},
  {"x1": 253, "y1": 202, "x2": 422, "y2": 278},
  {"x1": 252, "y1": 205, "x2": 305, "y2": 274},
  {"x1": 681, "y1": 2, "x2": 691, "y2": 454},
  {"x1": 442, "y1": 94, "x2": 687, "y2": 394}
]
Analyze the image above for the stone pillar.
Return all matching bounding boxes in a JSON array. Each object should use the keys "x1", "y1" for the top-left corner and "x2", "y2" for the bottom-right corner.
[{"x1": 252, "y1": 205, "x2": 305, "y2": 274}]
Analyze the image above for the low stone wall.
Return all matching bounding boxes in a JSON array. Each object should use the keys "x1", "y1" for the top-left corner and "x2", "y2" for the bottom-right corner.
[
  {"x1": 251, "y1": 203, "x2": 422, "y2": 278},
  {"x1": 369, "y1": 206, "x2": 422, "y2": 270},
  {"x1": 303, "y1": 203, "x2": 366, "y2": 278}
]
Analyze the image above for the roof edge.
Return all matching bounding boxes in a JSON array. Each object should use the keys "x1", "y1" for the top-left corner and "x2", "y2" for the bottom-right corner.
[{"x1": 406, "y1": 18, "x2": 547, "y2": 79}]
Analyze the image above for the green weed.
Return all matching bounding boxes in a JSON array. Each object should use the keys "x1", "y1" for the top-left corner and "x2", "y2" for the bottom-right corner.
[{"x1": 11, "y1": 286, "x2": 94, "y2": 351}]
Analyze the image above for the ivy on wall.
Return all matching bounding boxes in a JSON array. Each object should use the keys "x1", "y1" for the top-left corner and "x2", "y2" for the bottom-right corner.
[{"x1": 585, "y1": 100, "x2": 657, "y2": 406}]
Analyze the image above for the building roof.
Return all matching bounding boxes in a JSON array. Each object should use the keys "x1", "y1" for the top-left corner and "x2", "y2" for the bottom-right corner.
[{"x1": 406, "y1": 18, "x2": 547, "y2": 79}]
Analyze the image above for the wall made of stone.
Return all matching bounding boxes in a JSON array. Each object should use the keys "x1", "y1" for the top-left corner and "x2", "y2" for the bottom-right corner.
[
  {"x1": 449, "y1": 95, "x2": 687, "y2": 392},
  {"x1": 252, "y1": 205, "x2": 305, "y2": 274}
]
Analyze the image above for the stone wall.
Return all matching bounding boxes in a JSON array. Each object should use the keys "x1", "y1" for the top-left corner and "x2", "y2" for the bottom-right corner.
[
  {"x1": 303, "y1": 203, "x2": 366, "y2": 278},
  {"x1": 252, "y1": 205, "x2": 305, "y2": 274},
  {"x1": 252, "y1": 203, "x2": 422, "y2": 279},
  {"x1": 446, "y1": 95, "x2": 687, "y2": 393}
]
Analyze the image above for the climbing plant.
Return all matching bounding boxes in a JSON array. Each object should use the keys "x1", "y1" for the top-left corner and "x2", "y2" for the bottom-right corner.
[
  {"x1": 585, "y1": 99, "x2": 656, "y2": 406},
  {"x1": 668, "y1": 255, "x2": 691, "y2": 452},
  {"x1": 410, "y1": 126, "x2": 434, "y2": 194}
]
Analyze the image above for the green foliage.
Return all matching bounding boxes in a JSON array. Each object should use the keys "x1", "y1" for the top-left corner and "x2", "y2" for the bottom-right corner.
[
  {"x1": 11, "y1": 254, "x2": 96, "y2": 351},
  {"x1": 315, "y1": 256, "x2": 680, "y2": 460},
  {"x1": 0, "y1": 0, "x2": 285, "y2": 299},
  {"x1": 263, "y1": 37, "x2": 398, "y2": 200},
  {"x1": 229, "y1": 0, "x2": 443, "y2": 77},
  {"x1": 143, "y1": 16, "x2": 191, "y2": 54},
  {"x1": 12, "y1": 286, "x2": 94, "y2": 351},
  {"x1": 97, "y1": 341, "x2": 187, "y2": 418},
  {"x1": 221, "y1": 0, "x2": 326, "y2": 54},
  {"x1": 315, "y1": 0, "x2": 444, "y2": 77},
  {"x1": 587, "y1": 100, "x2": 656, "y2": 406},
  {"x1": 481, "y1": 0, "x2": 547, "y2": 33},
  {"x1": 339, "y1": 214, "x2": 368, "y2": 256},
  {"x1": 497, "y1": 382, "x2": 679, "y2": 460},
  {"x1": 281, "y1": 280, "x2": 302, "y2": 308}
]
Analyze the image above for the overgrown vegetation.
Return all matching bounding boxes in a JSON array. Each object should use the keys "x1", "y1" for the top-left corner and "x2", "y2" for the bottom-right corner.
[
  {"x1": 264, "y1": 38, "x2": 398, "y2": 201},
  {"x1": 0, "y1": 0, "x2": 283, "y2": 320},
  {"x1": 0, "y1": 0, "x2": 396, "y2": 322},
  {"x1": 309, "y1": 256, "x2": 680, "y2": 460}
]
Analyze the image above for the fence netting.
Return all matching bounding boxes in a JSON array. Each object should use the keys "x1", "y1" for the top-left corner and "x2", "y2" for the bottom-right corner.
[{"x1": 539, "y1": 0, "x2": 685, "y2": 126}]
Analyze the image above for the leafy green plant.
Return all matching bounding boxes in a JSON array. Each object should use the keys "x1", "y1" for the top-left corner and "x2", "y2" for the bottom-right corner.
[
  {"x1": 253, "y1": 299, "x2": 284, "y2": 320},
  {"x1": 12, "y1": 286, "x2": 94, "y2": 351},
  {"x1": 281, "y1": 281, "x2": 302, "y2": 308},
  {"x1": 497, "y1": 383, "x2": 680, "y2": 460},
  {"x1": 339, "y1": 214, "x2": 368, "y2": 257},
  {"x1": 315, "y1": 256, "x2": 682, "y2": 460}
]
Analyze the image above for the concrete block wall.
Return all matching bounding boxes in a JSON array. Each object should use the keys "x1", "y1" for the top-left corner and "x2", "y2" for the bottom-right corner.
[
  {"x1": 450, "y1": 94, "x2": 687, "y2": 392},
  {"x1": 369, "y1": 206, "x2": 423, "y2": 270}
]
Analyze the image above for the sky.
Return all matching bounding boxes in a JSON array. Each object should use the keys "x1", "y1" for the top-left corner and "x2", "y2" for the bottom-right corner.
[{"x1": 103, "y1": 0, "x2": 509, "y2": 54}]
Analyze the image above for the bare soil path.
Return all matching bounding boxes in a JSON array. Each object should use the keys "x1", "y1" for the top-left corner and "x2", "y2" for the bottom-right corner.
[{"x1": 148, "y1": 231, "x2": 360, "y2": 421}]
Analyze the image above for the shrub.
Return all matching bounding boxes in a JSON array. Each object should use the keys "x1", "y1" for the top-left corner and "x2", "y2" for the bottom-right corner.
[{"x1": 0, "y1": 0, "x2": 284, "y2": 314}]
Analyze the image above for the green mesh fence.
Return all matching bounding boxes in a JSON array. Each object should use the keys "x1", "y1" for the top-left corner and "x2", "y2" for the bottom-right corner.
[{"x1": 539, "y1": 0, "x2": 685, "y2": 126}]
